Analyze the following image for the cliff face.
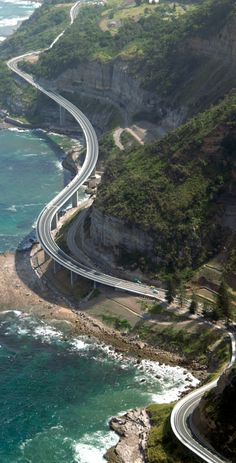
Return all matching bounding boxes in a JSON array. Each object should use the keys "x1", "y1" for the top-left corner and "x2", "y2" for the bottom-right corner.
[
  {"x1": 44, "y1": 15, "x2": 236, "y2": 133},
  {"x1": 51, "y1": 58, "x2": 186, "y2": 134},
  {"x1": 190, "y1": 16, "x2": 236, "y2": 63},
  {"x1": 80, "y1": 206, "x2": 158, "y2": 272},
  {"x1": 194, "y1": 365, "x2": 236, "y2": 462}
]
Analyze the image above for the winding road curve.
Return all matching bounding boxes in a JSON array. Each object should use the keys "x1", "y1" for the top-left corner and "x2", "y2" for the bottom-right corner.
[
  {"x1": 7, "y1": 3, "x2": 166, "y2": 300},
  {"x1": 171, "y1": 331, "x2": 235, "y2": 463},
  {"x1": 7, "y1": 3, "x2": 235, "y2": 463}
]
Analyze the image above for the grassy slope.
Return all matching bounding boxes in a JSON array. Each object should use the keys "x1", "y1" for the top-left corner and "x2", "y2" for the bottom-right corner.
[
  {"x1": 95, "y1": 92, "x2": 236, "y2": 275},
  {"x1": 146, "y1": 403, "x2": 201, "y2": 463}
]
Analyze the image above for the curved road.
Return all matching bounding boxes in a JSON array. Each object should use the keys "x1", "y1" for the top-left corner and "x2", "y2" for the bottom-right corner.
[
  {"x1": 7, "y1": 3, "x2": 233, "y2": 463},
  {"x1": 171, "y1": 331, "x2": 235, "y2": 463},
  {"x1": 7, "y1": 4, "x2": 166, "y2": 300}
]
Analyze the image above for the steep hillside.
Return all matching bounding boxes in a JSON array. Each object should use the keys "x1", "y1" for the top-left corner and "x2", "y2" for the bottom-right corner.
[
  {"x1": 0, "y1": 0, "x2": 71, "y2": 119},
  {"x1": 80, "y1": 92, "x2": 236, "y2": 277},
  {"x1": 28, "y1": 0, "x2": 236, "y2": 130},
  {"x1": 2, "y1": 0, "x2": 236, "y2": 132},
  {"x1": 195, "y1": 364, "x2": 236, "y2": 462}
]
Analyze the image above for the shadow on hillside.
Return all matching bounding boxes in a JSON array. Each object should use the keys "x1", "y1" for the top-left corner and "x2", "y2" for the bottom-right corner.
[{"x1": 14, "y1": 248, "x2": 75, "y2": 309}]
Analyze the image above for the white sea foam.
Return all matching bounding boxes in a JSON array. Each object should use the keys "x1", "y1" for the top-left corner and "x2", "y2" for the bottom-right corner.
[
  {"x1": 23, "y1": 153, "x2": 38, "y2": 157},
  {"x1": 54, "y1": 159, "x2": 63, "y2": 171},
  {"x1": 8, "y1": 127, "x2": 30, "y2": 133},
  {"x1": 0, "y1": 309, "x2": 23, "y2": 317},
  {"x1": 134, "y1": 359, "x2": 199, "y2": 402},
  {"x1": 81, "y1": 340, "x2": 199, "y2": 399},
  {"x1": 0, "y1": 35, "x2": 5, "y2": 41},
  {"x1": 0, "y1": 16, "x2": 29, "y2": 27},
  {"x1": 73, "y1": 430, "x2": 119, "y2": 463},
  {"x1": 70, "y1": 338, "x2": 91, "y2": 351},
  {"x1": 17, "y1": 202, "x2": 43, "y2": 208},
  {"x1": 33, "y1": 324, "x2": 63, "y2": 342},
  {"x1": 2, "y1": 0, "x2": 40, "y2": 6},
  {"x1": 6, "y1": 204, "x2": 17, "y2": 212},
  {"x1": 5, "y1": 202, "x2": 42, "y2": 211}
]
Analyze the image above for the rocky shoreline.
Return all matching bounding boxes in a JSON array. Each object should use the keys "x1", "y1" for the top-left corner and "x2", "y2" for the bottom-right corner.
[
  {"x1": 0, "y1": 119, "x2": 204, "y2": 463},
  {"x1": 105, "y1": 408, "x2": 151, "y2": 463}
]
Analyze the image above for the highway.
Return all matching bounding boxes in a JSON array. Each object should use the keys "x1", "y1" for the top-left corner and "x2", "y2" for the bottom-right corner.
[
  {"x1": 7, "y1": 4, "x2": 166, "y2": 301},
  {"x1": 7, "y1": 3, "x2": 234, "y2": 463},
  {"x1": 171, "y1": 331, "x2": 236, "y2": 463}
]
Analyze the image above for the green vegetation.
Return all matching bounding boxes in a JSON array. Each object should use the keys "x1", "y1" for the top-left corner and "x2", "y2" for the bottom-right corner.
[
  {"x1": 165, "y1": 279, "x2": 176, "y2": 304},
  {"x1": 101, "y1": 314, "x2": 131, "y2": 331},
  {"x1": 96, "y1": 91, "x2": 236, "y2": 276},
  {"x1": 0, "y1": 61, "x2": 18, "y2": 106},
  {"x1": 55, "y1": 208, "x2": 81, "y2": 253},
  {"x1": 0, "y1": 0, "x2": 70, "y2": 59},
  {"x1": 31, "y1": 0, "x2": 236, "y2": 97},
  {"x1": 189, "y1": 293, "x2": 198, "y2": 314},
  {"x1": 146, "y1": 403, "x2": 201, "y2": 463},
  {"x1": 148, "y1": 302, "x2": 164, "y2": 315},
  {"x1": 98, "y1": 131, "x2": 120, "y2": 162},
  {"x1": 0, "y1": 0, "x2": 71, "y2": 116},
  {"x1": 216, "y1": 280, "x2": 232, "y2": 322},
  {"x1": 135, "y1": 320, "x2": 229, "y2": 367},
  {"x1": 120, "y1": 130, "x2": 140, "y2": 150},
  {"x1": 200, "y1": 365, "x2": 236, "y2": 460}
]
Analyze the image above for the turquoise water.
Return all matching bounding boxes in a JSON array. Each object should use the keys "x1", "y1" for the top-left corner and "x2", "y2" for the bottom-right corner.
[
  {"x1": 0, "y1": 0, "x2": 40, "y2": 41},
  {"x1": 0, "y1": 7, "x2": 198, "y2": 456},
  {"x1": 0, "y1": 310, "x2": 198, "y2": 463},
  {"x1": 0, "y1": 128, "x2": 67, "y2": 252}
]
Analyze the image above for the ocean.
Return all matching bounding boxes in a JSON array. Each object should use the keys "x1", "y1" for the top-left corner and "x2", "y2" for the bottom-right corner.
[
  {"x1": 0, "y1": 0, "x2": 40, "y2": 42},
  {"x1": 0, "y1": 2, "x2": 198, "y2": 462},
  {"x1": 0, "y1": 310, "x2": 199, "y2": 463},
  {"x1": 0, "y1": 128, "x2": 67, "y2": 252}
]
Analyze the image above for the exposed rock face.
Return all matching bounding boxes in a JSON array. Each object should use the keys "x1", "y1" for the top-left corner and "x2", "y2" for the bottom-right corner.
[
  {"x1": 49, "y1": 58, "x2": 187, "y2": 134},
  {"x1": 193, "y1": 365, "x2": 236, "y2": 461},
  {"x1": 43, "y1": 16, "x2": 236, "y2": 133},
  {"x1": 190, "y1": 17, "x2": 236, "y2": 63},
  {"x1": 80, "y1": 205, "x2": 159, "y2": 270},
  {"x1": 105, "y1": 408, "x2": 151, "y2": 463}
]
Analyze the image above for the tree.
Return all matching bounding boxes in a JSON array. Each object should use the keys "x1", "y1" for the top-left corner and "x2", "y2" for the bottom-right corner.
[
  {"x1": 176, "y1": 281, "x2": 186, "y2": 307},
  {"x1": 216, "y1": 281, "x2": 232, "y2": 323},
  {"x1": 165, "y1": 278, "x2": 176, "y2": 304},
  {"x1": 189, "y1": 293, "x2": 198, "y2": 314}
]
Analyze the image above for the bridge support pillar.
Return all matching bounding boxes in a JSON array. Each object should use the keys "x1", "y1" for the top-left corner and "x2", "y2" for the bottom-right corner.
[
  {"x1": 53, "y1": 260, "x2": 61, "y2": 274},
  {"x1": 59, "y1": 105, "x2": 65, "y2": 126},
  {"x1": 72, "y1": 190, "x2": 78, "y2": 208},
  {"x1": 70, "y1": 271, "x2": 78, "y2": 286},
  {"x1": 93, "y1": 281, "x2": 97, "y2": 289},
  {"x1": 51, "y1": 213, "x2": 58, "y2": 231}
]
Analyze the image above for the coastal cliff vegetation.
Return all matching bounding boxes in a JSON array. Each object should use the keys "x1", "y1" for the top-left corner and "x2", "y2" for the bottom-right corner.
[
  {"x1": 0, "y1": 0, "x2": 70, "y2": 59},
  {"x1": 95, "y1": 92, "x2": 236, "y2": 276},
  {"x1": 196, "y1": 365, "x2": 236, "y2": 461},
  {"x1": 33, "y1": 0, "x2": 235, "y2": 99},
  {"x1": 0, "y1": 0, "x2": 71, "y2": 113}
]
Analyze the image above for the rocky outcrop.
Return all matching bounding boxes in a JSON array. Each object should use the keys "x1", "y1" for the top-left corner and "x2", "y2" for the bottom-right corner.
[
  {"x1": 46, "y1": 58, "x2": 187, "y2": 134},
  {"x1": 42, "y1": 15, "x2": 236, "y2": 134},
  {"x1": 190, "y1": 17, "x2": 236, "y2": 64},
  {"x1": 79, "y1": 205, "x2": 159, "y2": 271},
  {"x1": 105, "y1": 408, "x2": 151, "y2": 463}
]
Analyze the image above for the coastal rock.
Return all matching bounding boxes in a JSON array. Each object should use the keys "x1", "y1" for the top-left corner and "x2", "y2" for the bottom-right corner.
[
  {"x1": 105, "y1": 408, "x2": 151, "y2": 463},
  {"x1": 79, "y1": 205, "x2": 159, "y2": 271}
]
